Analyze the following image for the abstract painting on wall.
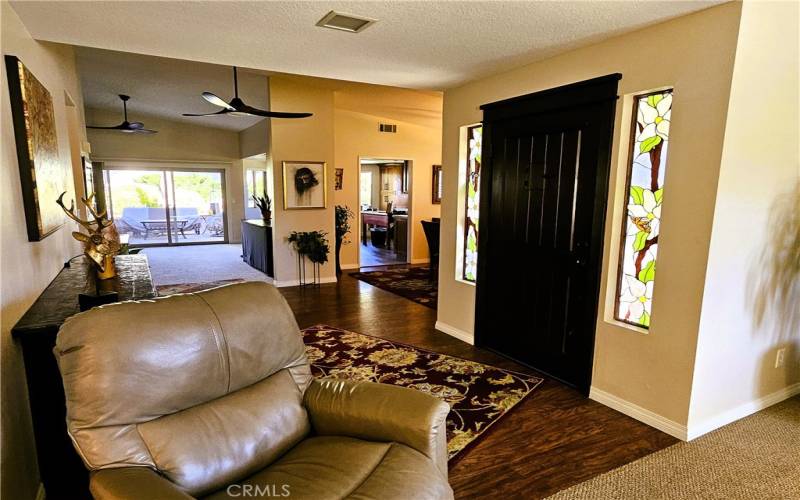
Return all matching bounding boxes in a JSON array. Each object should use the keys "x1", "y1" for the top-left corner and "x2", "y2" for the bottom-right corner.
[
  {"x1": 5, "y1": 55, "x2": 67, "y2": 241},
  {"x1": 282, "y1": 161, "x2": 327, "y2": 209}
]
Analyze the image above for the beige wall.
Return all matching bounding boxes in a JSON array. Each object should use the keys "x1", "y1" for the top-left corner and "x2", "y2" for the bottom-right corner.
[
  {"x1": 269, "y1": 77, "x2": 336, "y2": 284},
  {"x1": 437, "y1": 2, "x2": 743, "y2": 428},
  {"x1": 1, "y1": 4, "x2": 87, "y2": 498},
  {"x1": 239, "y1": 119, "x2": 269, "y2": 159},
  {"x1": 688, "y1": 1, "x2": 800, "y2": 434},
  {"x1": 87, "y1": 109, "x2": 247, "y2": 242},
  {"x1": 333, "y1": 86, "x2": 443, "y2": 267}
]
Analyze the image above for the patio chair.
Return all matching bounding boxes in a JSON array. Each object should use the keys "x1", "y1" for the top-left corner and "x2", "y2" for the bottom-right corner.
[
  {"x1": 114, "y1": 217, "x2": 146, "y2": 238},
  {"x1": 204, "y1": 215, "x2": 225, "y2": 237}
]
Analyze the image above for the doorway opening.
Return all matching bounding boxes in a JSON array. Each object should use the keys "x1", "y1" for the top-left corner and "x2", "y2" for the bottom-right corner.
[
  {"x1": 101, "y1": 165, "x2": 228, "y2": 246},
  {"x1": 358, "y1": 158, "x2": 412, "y2": 267}
]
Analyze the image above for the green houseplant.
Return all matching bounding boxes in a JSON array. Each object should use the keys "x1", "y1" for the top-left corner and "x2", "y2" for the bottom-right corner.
[
  {"x1": 335, "y1": 205, "x2": 354, "y2": 275},
  {"x1": 252, "y1": 191, "x2": 272, "y2": 223},
  {"x1": 287, "y1": 230, "x2": 330, "y2": 264}
]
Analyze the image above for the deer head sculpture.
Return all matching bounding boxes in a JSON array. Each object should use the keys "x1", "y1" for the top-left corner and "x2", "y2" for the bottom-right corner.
[{"x1": 57, "y1": 192, "x2": 122, "y2": 279}]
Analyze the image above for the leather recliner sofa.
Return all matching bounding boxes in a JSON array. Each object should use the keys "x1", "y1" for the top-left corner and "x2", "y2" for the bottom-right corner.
[{"x1": 55, "y1": 281, "x2": 454, "y2": 499}]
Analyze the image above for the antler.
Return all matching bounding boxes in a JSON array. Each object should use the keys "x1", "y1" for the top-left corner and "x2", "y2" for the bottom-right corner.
[
  {"x1": 57, "y1": 192, "x2": 95, "y2": 231},
  {"x1": 82, "y1": 193, "x2": 113, "y2": 228}
]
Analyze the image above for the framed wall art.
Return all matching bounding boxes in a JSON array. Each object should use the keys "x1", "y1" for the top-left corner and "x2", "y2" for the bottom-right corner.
[
  {"x1": 431, "y1": 164, "x2": 442, "y2": 204},
  {"x1": 282, "y1": 161, "x2": 327, "y2": 209},
  {"x1": 5, "y1": 55, "x2": 68, "y2": 241},
  {"x1": 334, "y1": 167, "x2": 343, "y2": 191}
]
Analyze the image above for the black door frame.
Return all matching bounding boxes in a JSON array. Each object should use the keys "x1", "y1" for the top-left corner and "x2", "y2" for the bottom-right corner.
[{"x1": 474, "y1": 74, "x2": 621, "y2": 395}]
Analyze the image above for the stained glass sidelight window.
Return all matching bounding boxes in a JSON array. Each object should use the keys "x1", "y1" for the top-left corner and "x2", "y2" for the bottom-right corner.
[
  {"x1": 463, "y1": 125, "x2": 482, "y2": 282},
  {"x1": 615, "y1": 90, "x2": 672, "y2": 328}
]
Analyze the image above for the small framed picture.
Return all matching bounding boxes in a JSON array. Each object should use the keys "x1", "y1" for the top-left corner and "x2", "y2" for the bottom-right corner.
[
  {"x1": 431, "y1": 165, "x2": 442, "y2": 204},
  {"x1": 282, "y1": 161, "x2": 327, "y2": 209},
  {"x1": 334, "y1": 167, "x2": 343, "y2": 190}
]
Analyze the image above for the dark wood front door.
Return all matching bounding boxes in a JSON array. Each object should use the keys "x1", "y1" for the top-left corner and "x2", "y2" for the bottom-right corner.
[{"x1": 475, "y1": 74, "x2": 620, "y2": 394}]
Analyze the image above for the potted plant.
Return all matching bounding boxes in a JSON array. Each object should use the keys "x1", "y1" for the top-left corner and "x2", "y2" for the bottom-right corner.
[
  {"x1": 287, "y1": 230, "x2": 330, "y2": 264},
  {"x1": 253, "y1": 191, "x2": 272, "y2": 223},
  {"x1": 335, "y1": 205, "x2": 354, "y2": 275}
]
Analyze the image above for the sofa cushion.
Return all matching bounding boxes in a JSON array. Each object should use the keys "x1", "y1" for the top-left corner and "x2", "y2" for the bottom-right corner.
[
  {"x1": 138, "y1": 369, "x2": 310, "y2": 496},
  {"x1": 202, "y1": 436, "x2": 453, "y2": 500}
]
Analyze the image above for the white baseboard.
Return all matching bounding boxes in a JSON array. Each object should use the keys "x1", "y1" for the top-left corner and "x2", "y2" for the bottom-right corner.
[
  {"x1": 434, "y1": 321, "x2": 474, "y2": 345},
  {"x1": 410, "y1": 258, "x2": 430, "y2": 264},
  {"x1": 686, "y1": 382, "x2": 800, "y2": 440},
  {"x1": 589, "y1": 387, "x2": 688, "y2": 440},
  {"x1": 36, "y1": 483, "x2": 46, "y2": 500},
  {"x1": 274, "y1": 276, "x2": 338, "y2": 287}
]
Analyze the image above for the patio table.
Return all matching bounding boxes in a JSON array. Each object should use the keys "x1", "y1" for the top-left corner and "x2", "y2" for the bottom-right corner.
[{"x1": 140, "y1": 219, "x2": 189, "y2": 239}]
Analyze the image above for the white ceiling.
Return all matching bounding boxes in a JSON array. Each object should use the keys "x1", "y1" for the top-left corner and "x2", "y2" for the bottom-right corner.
[
  {"x1": 77, "y1": 47, "x2": 270, "y2": 131},
  {"x1": 12, "y1": 1, "x2": 722, "y2": 90}
]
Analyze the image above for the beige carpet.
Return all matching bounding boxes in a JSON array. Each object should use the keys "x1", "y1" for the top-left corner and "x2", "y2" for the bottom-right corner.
[{"x1": 548, "y1": 396, "x2": 800, "y2": 500}]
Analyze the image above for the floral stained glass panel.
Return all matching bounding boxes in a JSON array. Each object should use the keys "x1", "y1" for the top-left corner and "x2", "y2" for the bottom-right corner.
[
  {"x1": 463, "y1": 125, "x2": 482, "y2": 282},
  {"x1": 616, "y1": 91, "x2": 672, "y2": 328}
]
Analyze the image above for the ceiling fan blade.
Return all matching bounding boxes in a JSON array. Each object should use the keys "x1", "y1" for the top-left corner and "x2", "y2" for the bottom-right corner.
[
  {"x1": 237, "y1": 104, "x2": 312, "y2": 119},
  {"x1": 202, "y1": 92, "x2": 235, "y2": 110},
  {"x1": 182, "y1": 109, "x2": 231, "y2": 117},
  {"x1": 87, "y1": 124, "x2": 127, "y2": 130}
]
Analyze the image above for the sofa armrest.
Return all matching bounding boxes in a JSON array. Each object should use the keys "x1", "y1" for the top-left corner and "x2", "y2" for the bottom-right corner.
[
  {"x1": 90, "y1": 467, "x2": 192, "y2": 500},
  {"x1": 304, "y1": 378, "x2": 450, "y2": 476}
]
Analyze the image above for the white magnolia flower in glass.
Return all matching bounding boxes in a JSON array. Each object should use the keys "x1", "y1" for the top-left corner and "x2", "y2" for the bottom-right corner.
[
  {"x1": 637, "y1": 93, "x2": 672, "y2": 147},
  {"x1": 628, "y1": 189, "x2": 661, "y2": 240},
  {"x1": 619, "y1": 275, "x2": 653, "y2": 323},
  {"x1": 469, "y1": 128, "x2": 482, "y2": 163}
]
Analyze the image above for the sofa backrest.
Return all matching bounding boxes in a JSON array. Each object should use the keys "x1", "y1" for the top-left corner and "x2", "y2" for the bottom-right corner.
[{"x1": 56, "y1": 282, "x2": 313, "y2": 496}]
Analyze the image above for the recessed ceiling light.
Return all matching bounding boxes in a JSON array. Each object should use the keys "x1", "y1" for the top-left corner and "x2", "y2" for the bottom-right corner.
[{"x1": 316, "y1": 11, "x2": 377, "y2": 33}]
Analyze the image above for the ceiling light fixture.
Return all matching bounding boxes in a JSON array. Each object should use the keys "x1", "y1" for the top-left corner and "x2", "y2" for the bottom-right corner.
[{"x1": 316, "y1": 11, "x2": 377, "y2": 33}]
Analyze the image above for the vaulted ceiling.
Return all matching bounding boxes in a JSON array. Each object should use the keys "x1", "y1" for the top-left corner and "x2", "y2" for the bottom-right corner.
[
  {"x1": 12, "y1": 1, "x2": 722, "y2": 90},
  {"x1": 77, "y1": 48, "x2": 269, "y2": 132}
]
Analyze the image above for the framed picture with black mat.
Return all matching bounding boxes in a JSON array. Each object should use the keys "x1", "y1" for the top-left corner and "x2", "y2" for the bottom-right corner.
[{"x1": 283, "y1": 161, "x2": 327, "y2": 209}]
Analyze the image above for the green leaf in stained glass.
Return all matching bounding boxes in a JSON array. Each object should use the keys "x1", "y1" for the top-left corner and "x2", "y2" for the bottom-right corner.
[
  {"x1": 640, "y1": 135, "x2": 662, "y2": 154},
  {"x1": 633, "y1": 231, "x2": 648, "y2": 252},
  {"x1": 647, "y1": 94, "x2": 664, "y2": 108},
  {"x1": 467, "y1": 232, "x2": 477, "y2": 252},
  {"x1": 630, "y1": 186, "x2": 645, "y2": 205},
  {"x1": 638, "y1": 260, "x2": 656, "y2": 283},
  {"x1": 654, "y1": 188, "x2": 664, "y2": 204},
  {"x1": 641, "y1": 310, "x2": 651, "y2": 327}
]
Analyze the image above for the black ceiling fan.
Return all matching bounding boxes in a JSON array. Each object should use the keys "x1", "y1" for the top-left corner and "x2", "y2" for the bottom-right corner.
[
  {"x1": 183, "y1": 66, "x2": 312, "y2": 119},
  {"x1": 86, "y1": 95, "x2": 157, "y2": 134}
]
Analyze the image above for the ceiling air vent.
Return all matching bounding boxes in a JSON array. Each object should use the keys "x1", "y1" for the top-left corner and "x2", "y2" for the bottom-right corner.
[
  {"x1": 379, "y1": 123, "x2": 397, "y2": 133},
  {"x1": 316, "y1": 11, "x2": 377, "y2": 33}
]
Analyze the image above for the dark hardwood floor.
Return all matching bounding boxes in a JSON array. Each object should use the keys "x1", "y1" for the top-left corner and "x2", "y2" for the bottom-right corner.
[{"x1": 279, "y1": 270, "x2": 677, "y2": 499}]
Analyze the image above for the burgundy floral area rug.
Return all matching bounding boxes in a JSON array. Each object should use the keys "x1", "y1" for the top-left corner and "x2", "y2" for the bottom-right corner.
[
  {"x1": 156, "y1": 279, "x2": 245, "y2": 296},
  {"x1": 350, "y1": 267, "x2": 438, "y2": 309},
  {"x1": 301, "y1": 325, "x2": 544, "y2": 461}
]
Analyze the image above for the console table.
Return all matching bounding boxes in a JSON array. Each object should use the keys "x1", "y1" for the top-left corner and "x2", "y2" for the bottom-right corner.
[
  {"x1": 241, "y1": 219, "x2": 274, "y2": 277},
  {"x1": 12, "y1": 254, "x2": 156, "y2": 499}
]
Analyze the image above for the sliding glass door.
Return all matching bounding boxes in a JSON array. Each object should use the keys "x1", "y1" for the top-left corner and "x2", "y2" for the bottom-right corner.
[{"x1": 103, "y1": 167, "x2": 227, "y2": 246}]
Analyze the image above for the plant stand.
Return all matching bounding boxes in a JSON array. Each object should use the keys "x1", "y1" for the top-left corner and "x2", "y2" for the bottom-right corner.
[{"x1": 297, "y1": 253, "x2": 321, "y2": 287}]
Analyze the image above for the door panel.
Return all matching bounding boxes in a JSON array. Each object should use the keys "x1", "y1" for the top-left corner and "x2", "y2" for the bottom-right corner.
[{"x1": 475, "y1": 75, "x2": 620, "y2": 393}]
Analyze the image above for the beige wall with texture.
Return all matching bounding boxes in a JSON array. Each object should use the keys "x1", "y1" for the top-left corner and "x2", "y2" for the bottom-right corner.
[
  {"x1": 1, "y1": 4, "x2": 88, "y2": 498},
  {"x1": 269, "y1": 76, "x2": 336, "y2": 284},
  {"x1": 688, "y1": 0, "x2": 800, "y2": 435},
  {"x1": 437, "y1": 2, "x2": 743, "y2": 428}
]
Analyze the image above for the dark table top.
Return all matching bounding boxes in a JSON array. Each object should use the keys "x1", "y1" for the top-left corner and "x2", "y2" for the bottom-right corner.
[{"x1": 12, "y1": 254, "x2": 156, "y2": 338}]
